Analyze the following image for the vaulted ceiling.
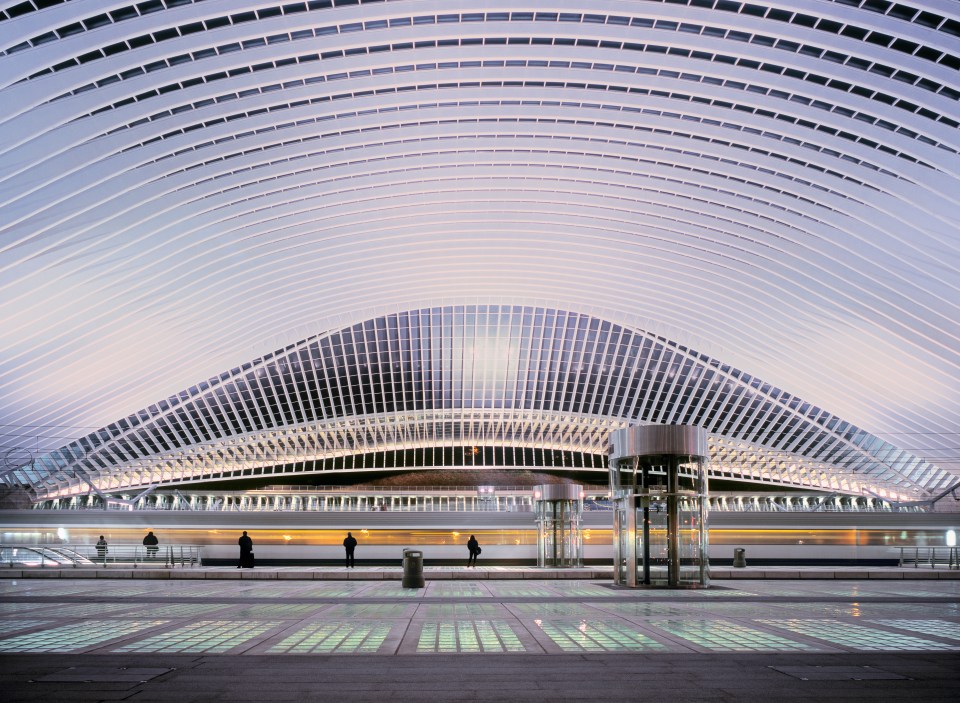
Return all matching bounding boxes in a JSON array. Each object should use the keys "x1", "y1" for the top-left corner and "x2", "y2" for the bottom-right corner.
[{"x1": 1, "y1": 1, "x2": 957, "y2": 497}]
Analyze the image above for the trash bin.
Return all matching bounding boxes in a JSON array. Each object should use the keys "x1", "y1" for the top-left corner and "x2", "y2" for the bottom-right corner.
[
  {"x1": 733, "y1": 548, "x2": 746, "y2": 568},
  {"x1": 402, "y1": 548, "x2": 424, "y2": 588}
]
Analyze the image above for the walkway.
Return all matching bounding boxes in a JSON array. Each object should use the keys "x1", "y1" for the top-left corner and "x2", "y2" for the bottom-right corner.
[
  {"x1": 0, "y1": 577, "x2": 958, "y2": 701},
  {"x1": 3, "y1": 564, "x2": 959, "y2": 580}
]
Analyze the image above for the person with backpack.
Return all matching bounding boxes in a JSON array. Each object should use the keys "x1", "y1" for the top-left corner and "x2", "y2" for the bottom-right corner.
[
  {"x1": 467, "y1": 534, "x2": 481, "y2": 567},
  {"x1": 142, "y1": 531, "x2": 159, "y2": 559}
]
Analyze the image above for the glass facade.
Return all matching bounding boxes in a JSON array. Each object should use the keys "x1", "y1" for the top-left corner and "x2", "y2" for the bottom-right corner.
[{"x1": 18, "y1": 305, "x2": 950, "y2": 501}]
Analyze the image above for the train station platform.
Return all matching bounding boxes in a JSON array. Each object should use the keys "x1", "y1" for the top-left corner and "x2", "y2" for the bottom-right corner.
[
  {"x1": 2, "y1": 564, "x2": 959, "y2": 581},
  {"x1": 0, "y1": 576, "x2": 958, "y2": 702}
]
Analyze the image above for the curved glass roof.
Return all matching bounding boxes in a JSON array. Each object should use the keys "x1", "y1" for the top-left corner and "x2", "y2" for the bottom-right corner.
[{"x1": 0, "y1": 1, "x2": 957, "y2": 498}]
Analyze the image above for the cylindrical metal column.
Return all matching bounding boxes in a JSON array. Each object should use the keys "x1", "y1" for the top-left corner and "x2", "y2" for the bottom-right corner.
[
  {"x1": 534, "y1": 484, "x2": 583, "y2": 568},
  {"x1": 609, "y1": 425, "x2": 710, "y2": 588}
]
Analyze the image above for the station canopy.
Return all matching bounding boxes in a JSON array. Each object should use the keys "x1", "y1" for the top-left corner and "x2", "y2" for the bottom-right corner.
[{"x1": 0, "y1": 1, "x2": 957, "y2": 502}]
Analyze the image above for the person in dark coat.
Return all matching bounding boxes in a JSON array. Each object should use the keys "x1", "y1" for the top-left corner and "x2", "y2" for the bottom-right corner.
[
  {"x1": 142, "y1": 531, "x2": 159, "y2": 559},
  {"x1": 238, "y1": 530, "x2": 253, "y2": 569},
  {"x1": 343, "y1": 532, "x2": 358, "y2": 568},
  {"x1": 96, "y1": 535, "x2": 108, "y2": 560},
  {"x1": 467, "y1": 535, "x2": 480, "y2": 567}
]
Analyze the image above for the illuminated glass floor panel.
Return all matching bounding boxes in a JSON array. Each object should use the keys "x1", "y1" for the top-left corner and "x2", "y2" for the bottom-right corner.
[
  {"x1": 268, "y1": 621, "x2": 394, "y2": 653},
  {"x1": 861, "y1": 603, "x2": 960, "y2": 617},
  {"x1": 324, "y1": 604, "x2": 409, "y2": 617},
  {"x1": 294, "y1": 584, "x2": 366, "y2": 597},
  {"x1": 147, "y1": 603, "x2": 232, "y2": 618},
  {"x1": 760, "y1": 619, "x2": 960, "y2": 651},
  {"x1": 670, "y1": 589, "x2": 759, "y2": 598},
  {"x1": 158, "y1": 585, "x2": 238, "y2": 597},
  {"x1": 535, "y1": 620, "x2": 668, "y2": 652},
  {"x1": 361, "y1": 583, "x2": 424, "y2": 597},
  {"x1": 228, "y1": 604, "x2": 327, "y2": 618},
  {"x1": 418, "y1": 603, "x2": 505, "y2": 618},
  {"x1": 112, "y1": 620, "x2": 281, "y2": 653},
  {"x1": 235, "y1": 586, "x2": 304, "y2": 598},
  {"x1": 0, "y1": 620, "x2": 51, "y2": 635},
  {"x1": 40, "y1": 602, "x2": 142, "y2": 618},
  {"x1": 876, "y1": 620, "x2": 960, "y2": 641},
  {"x1": 0, "y1": 620, "x2": 168, "y2": 653},
  {"x1": 417, "y1": 620, "x2": 527, "y2": 653},
  {"x1": 427, "y1": 583, "x2": 488, "y2": 597},
  {"x1": 487, "y1": 585, "x2": 557, "y2": 598},
  {"x1": 762, "y1": 603, "x2": 874, "y2": 618},
  {"x1": 547, "y1": 583, "x2": 619, "y2": 597},
  {"x1": 653, "y1": 619, "x2": 819, "y2": 652},
  {"x1": 510, "y1": 602, "x2": 605, "y2": 617},
  {"x1": 590, "y1": 602, "x2": 695, "y2": 617}
]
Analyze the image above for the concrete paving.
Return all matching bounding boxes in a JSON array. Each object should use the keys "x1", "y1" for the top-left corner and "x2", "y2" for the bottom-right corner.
[
  {"x1": 0, "y1": 577, "x2": 957, "y2": 701},
  {"x1": 3, "y1": 564, "x2": 960, "y2": 580}
]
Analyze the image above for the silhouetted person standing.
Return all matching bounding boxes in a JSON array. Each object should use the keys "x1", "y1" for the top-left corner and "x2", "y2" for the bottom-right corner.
[
  {"x1": 96, "y1": 536, "x2": 108, "y2": 560},
  {"x1": 142, "y1": 531, "x2": 159, "y2": 559},
  {"x1": 467, "y1": 535, "x2": 480, "y2": 567},
  {"x1": 238, "y1": 530, "x2": 254, "y2": 569},
  {"x1": 343, "y1": 532, "x2": 357, "y2": 568}
]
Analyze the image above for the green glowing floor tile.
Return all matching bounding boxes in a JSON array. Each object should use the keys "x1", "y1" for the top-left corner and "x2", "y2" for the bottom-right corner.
[
  {"x1": 669, "y1": 589, "x2": 758, "y2": 597},
  {"x1": 361, "y1": 583, "x2": 424, "y2": 597},
  {"x1": 427, "y1": 583, "x2": 487, "y2": 597},
  {"x1": 236, "y1": 586, "x2": 298, "y2": 598},
  {"x1": 535, "y1": 619, "x2": 667, "y2": 652},
  {"x1": 762, "y1": 603, "x2": 869, "y2": 618},
  {"x1": 593, "y1": 602, "x2": 700, "y2": 617},
  {"x1": 160, "y1": 585, "x2": 233, "y2": 597},
  {"x1": 488, "y1": 585, "x2": 557, "y2": 597},
  {"x1": 417, "y1": 620, "x2": 527, "y2": 653},
  {"x1": 296, "y1": 584, "x2": 365, "y2": 597},
  {"x1": 147, "y1": 603, "x2": 232, "y2": 618},
  {"x1": 45, "y1": 602, "x2": 142, "y2": 618},
  {"x1": 547, "y1": 584, "x2": 616, "y2": 597},
  {"x1": 418, "y1": 603, "x2": 505, "y2": 617},
  {"x1": 510, "y1": 602, "x2": 603, "y2": 617},
  {"x1": 856, "y1": 603, "x2": 960, "y2": 617},
  {"x1": 0, "y1": 620, "x2": 168, "y2": 653},
  {"x1": 876, "y1": 620, "x2": 960, "y2": 641},
  {"x1": 0, "y1": 620, "x2": 51, "y2": 635},
  {"x1": 688, "y1": 603, "x2": 785, "y2": 616},
  {"x1": 653, "y1": 619, "x2": 818, "y2": 652},
  {"x1": 112, "y1": 620, "x2": 280, "y2": 653},
  {"x1": 759, "y1": 619, "x2": 960, "y2": 651},
  {"x1": 229, "y1": 604, "x2": 326, "y2": 618},
  {"x1": 324, "y1": 604, "x2": 409, "y2": 617},
  {"x1": 268, "y1": 621, "x2": 394, "y2": 653}
]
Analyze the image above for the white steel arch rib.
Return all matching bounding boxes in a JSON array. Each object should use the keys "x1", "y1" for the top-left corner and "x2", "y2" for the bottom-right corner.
[
  {"x1": 0, "y1": 0, "x2": 957, "y2": 497},
  {"x1": 16, "y1": 305, "x2": 956, "y2": 500}
]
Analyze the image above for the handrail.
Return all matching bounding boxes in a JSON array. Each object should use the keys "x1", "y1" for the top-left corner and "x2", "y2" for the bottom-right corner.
[
  {"x1": 0, "y1": 544, "x2": 202, "y2": 568},
  {"x1": 898, "y1": 546, "x2": 959, "y2": 569}
]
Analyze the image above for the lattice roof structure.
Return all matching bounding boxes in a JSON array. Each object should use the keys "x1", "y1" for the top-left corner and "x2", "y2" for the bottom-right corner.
[{"x1": 1, "y1": 1, "x2": 957, "y2": 501}]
